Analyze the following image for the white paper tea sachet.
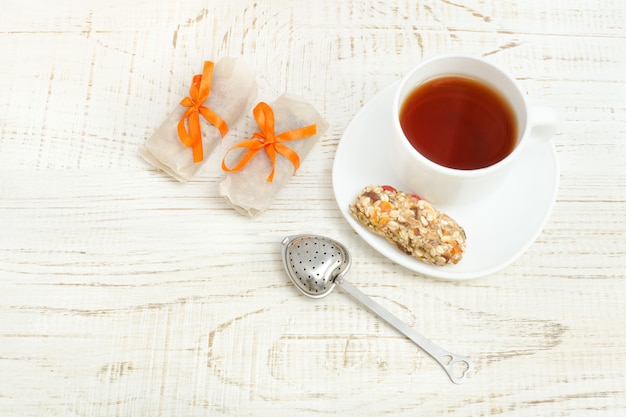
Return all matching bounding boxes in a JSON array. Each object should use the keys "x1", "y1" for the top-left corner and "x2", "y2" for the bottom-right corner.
[
  {"x1": 141, "y1": 57, "x2": 257, "y2": 181},
  {"x1": 220, "y1": 93, "x2": 329, "y2": 216}
]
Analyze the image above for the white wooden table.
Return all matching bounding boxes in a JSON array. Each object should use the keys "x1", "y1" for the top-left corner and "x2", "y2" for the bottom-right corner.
[{"x1": 1, "y1": 1, "x2": 625, "y2": 415}]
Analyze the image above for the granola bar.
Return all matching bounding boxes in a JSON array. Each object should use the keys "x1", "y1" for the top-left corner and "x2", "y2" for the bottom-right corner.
[{"x1": 350, "y1": 185, "x2": 466, "y2": 266}]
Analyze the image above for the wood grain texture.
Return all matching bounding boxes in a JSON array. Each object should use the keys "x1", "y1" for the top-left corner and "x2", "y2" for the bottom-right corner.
[{"x1": 1, "y1": 0, "x2": 625, "y2": 416}]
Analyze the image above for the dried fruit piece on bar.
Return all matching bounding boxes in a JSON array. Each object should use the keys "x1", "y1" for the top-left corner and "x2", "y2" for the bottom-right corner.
[{"x1": 350, "y1": 185, "x2": 466, "y2": 266}]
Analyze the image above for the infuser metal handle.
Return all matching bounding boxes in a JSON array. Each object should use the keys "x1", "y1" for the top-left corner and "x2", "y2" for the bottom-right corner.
[{"x1": 336, "y1": 279, "x2": 474, "y2": 384}]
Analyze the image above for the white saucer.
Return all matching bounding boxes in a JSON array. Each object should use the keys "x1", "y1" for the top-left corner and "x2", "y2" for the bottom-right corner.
[{"x1": 332, "y1": 82, "x2": 559, "y2": 280}]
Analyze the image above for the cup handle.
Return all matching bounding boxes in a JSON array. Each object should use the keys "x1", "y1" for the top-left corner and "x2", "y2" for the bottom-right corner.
[{"x1": 528, "y1": 105, "x2": 558, "y2": 143}]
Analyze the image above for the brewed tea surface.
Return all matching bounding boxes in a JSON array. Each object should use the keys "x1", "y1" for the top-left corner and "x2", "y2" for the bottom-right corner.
[{"x1": 400, "y1": 76, "x2": 517, "y2": 170}]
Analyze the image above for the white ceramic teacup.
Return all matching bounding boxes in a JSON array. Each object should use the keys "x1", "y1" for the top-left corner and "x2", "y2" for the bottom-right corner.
[{"x1": 390, "y1": 54, "x2": 557, "y2": 204}]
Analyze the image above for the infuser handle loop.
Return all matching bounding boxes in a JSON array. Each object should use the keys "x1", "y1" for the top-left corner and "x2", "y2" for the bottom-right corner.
[{"x1": 336, "y1": 279, "x2": 474, "y2": 384}]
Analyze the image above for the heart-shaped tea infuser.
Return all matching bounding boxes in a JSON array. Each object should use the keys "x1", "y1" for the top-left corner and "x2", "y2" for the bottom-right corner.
[{"x1": 281, "y1": 234, "x2": 474, "y2": 384}]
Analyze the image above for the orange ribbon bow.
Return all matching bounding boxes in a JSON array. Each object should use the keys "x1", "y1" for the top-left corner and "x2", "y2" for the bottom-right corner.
[
  {"x1": 222, "y1": 102, "x2": 317, "y2": 182},
  {"x1": 177, "y1": 61, "x2": 229, "y2": 163}
]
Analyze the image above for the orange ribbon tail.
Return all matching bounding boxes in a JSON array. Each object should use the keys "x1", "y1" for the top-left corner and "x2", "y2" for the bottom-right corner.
[
  {"x1": 222, "y1": 102, "x2": 317, "y2": 182},
  {"x1": 177, "y1": 61, "x2": 229, "y2": 163}
]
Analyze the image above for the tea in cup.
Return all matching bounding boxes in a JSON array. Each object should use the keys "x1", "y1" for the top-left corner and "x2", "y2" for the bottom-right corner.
[{"x1": 390, "y1": 54, "x2": 556, "y2": 204}]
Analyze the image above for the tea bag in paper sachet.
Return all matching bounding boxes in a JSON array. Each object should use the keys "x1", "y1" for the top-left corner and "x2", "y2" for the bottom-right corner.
[
  {"x1": 220, "y1": 93, "x2": 329, "y2": 216},
  {"x1": 141, "y1": 57, "x2": 257, "y2": 181}
]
